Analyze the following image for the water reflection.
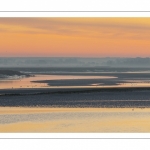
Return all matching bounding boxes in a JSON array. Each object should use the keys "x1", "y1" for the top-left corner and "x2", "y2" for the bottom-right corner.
[
  {"x1": 1, "y1": 74, "x2": 150, "y2": 89},
  {"x1": 0, "y1": 75, "x2": 116, "y2": 89}
]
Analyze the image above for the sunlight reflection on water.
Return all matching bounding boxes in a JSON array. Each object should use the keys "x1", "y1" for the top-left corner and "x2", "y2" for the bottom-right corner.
[{"x1": 0, "y1": 75, "x2": 116, "y2": 89}]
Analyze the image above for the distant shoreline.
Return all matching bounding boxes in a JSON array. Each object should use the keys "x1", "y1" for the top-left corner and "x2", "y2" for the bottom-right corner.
[{"x1": 0, "y1": 69, "x2": 30, "y2": 78}]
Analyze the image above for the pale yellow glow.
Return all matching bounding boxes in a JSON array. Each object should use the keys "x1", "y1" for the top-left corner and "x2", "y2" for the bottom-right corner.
[{"x1": 0, "y1": 107, "x2": 150, "y2": 132}]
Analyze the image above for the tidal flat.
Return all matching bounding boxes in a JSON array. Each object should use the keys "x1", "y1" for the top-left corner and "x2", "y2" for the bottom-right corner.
[{"x1": 1, "y1": 67, "x2": 150, "y2": 132}]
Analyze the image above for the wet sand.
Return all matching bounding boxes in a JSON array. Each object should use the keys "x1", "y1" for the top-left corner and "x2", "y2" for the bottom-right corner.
[
  {"x1": 1, "y1": 70, "x2": 150, "y2": 132},
  {"x1": 0, "y1": 107, "x2": 150, "y2": 132},
  {"x1": 1, "y1": 87, "x2": 150, "y2": 108}
]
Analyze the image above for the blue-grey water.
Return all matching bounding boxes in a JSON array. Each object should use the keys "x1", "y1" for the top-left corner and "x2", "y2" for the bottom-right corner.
[{"x1": 1, "y1": 67, "x2": 150, "y2": 108}]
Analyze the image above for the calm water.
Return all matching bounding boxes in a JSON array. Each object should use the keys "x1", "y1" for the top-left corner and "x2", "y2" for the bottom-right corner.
[{"x1": 0, "y1": 74, "x2": 116, "y2": 89}]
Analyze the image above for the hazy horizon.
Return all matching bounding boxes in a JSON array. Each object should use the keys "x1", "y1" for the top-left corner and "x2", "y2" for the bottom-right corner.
[{"x1": 1, "y1": 57, "x2": 150, "y2": 68}]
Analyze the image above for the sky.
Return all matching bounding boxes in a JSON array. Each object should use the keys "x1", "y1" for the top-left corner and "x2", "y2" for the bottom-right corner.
[{"x1": 0, "y1": 17, "x2": 150, "y2": 57}]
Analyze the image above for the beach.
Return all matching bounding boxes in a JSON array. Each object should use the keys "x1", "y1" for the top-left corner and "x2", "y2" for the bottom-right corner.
[{"x1": 0, "y1": 107, "x2": 150, "y2": 132}]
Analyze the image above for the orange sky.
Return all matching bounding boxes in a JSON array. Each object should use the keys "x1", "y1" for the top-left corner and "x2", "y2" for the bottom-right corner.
[{"x1": 0, "y1": 17, "x2": 150, "y2": 57}]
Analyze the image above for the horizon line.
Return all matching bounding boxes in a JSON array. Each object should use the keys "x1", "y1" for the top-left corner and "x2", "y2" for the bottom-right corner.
[{"x1": 0, "y1": 56, "x2": 150, "y2": 58}]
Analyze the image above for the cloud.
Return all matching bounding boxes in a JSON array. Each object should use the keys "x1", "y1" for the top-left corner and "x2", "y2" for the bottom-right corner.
[{"x1": 0, "y1": 18, "x2": 150, "y2": 39}]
